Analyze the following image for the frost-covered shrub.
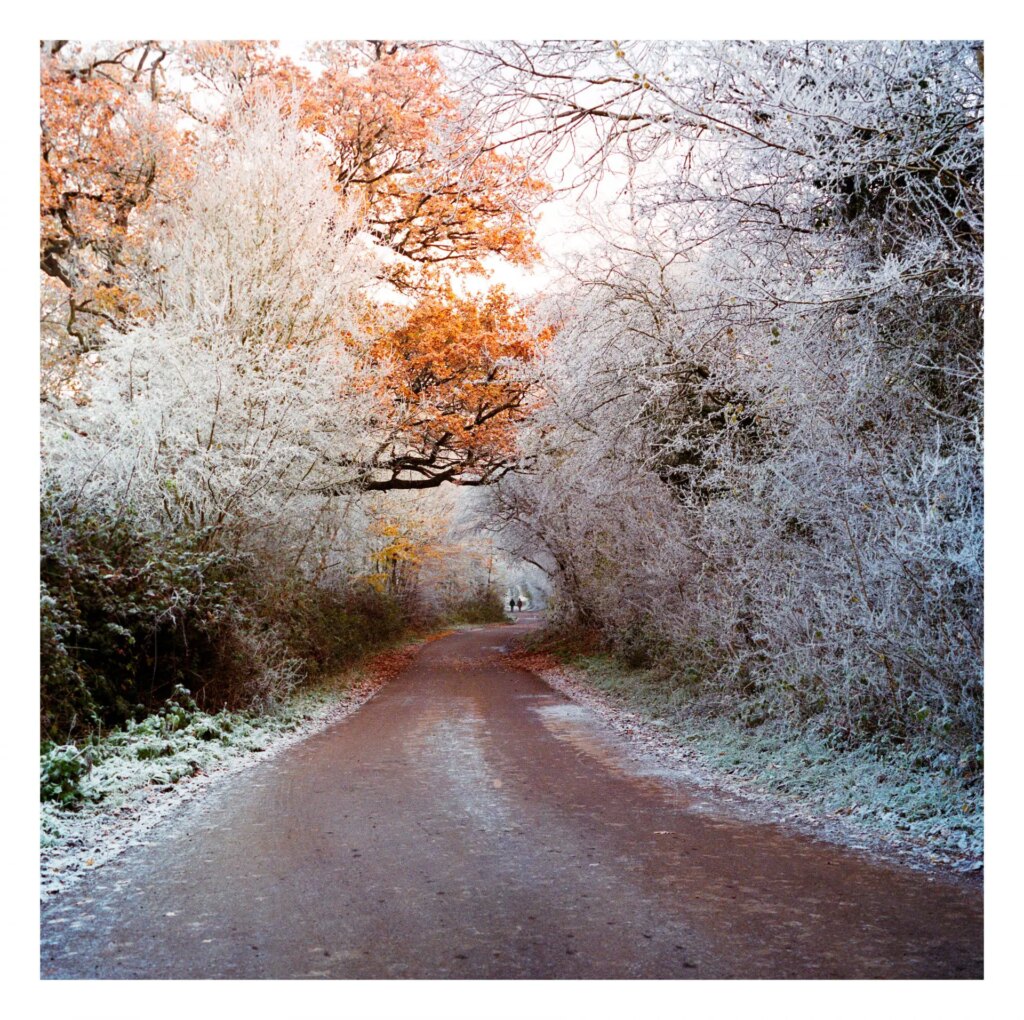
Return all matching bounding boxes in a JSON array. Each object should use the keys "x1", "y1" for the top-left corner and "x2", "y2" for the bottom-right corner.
[
  {"x1": 40, "y1": 744, "x2": 95, "y2": 806},
  {"x1": 40, "y1": 484, "x2": 419, "y2": 737},
  {"x1": 443, "y1": 584, "x2": 509, "y2": 625},
  {"x1": 234, "y1": 571, "x2": 409, "y2": 679},
  {"x1": 40, "y1": 582, "x2": 96, "y2": 737},
  {"x1": 208, "y1": 624, "x2": 304, "y2": 715}
]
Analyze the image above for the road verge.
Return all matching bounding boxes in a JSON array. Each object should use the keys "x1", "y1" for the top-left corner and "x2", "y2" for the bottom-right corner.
[{"x1": 510, "y1": 647, "x2": 983, "y2": 877}]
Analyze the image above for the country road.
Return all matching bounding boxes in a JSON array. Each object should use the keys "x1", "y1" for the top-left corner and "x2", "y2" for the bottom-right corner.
[{"x1": 41, "y1": 615, "x2": 983, "y2": 979}]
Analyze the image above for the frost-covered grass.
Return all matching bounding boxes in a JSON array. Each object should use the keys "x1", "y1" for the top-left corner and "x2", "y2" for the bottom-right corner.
[
  {"x1": 550, "y1": 653, "x2": 983, "y2": 872},
  {"x1": 43, "y1": 695, "x2": 311, "y2": 832}
]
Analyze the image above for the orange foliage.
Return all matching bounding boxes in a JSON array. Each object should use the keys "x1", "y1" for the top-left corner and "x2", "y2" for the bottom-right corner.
[
  {"x1": 299, "y1": 47, "x2": 546, "y2": 286},
  {"x1": 356, "y1": 286, "x2": 555, "y2": 490},
  {"x1": 39, "y1": 41, "x2": 188, "y2": 344},
  {"x1": 290, "y1": 43, "x2": 557, "y2": 490}
]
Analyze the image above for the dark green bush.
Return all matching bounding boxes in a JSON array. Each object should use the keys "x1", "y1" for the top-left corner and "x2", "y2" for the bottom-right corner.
[
  {"x1": 41, "y1": 488, "x2": 416, "y2": 741},
  {"x1": 40, "y1": 492, "x2": 237, "y2": 741},
  {"x1": 226, "y1": 570, "x2": 409, "y2": 675}
]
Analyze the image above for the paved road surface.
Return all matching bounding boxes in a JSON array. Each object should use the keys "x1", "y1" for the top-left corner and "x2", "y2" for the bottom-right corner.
[{"x1": 41, "y1": 615, "x2": 983, "y2": 978}]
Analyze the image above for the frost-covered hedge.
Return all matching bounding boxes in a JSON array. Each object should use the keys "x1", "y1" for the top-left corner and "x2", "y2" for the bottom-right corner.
[{"x1": 41, "y1": 493, "x2": 237, "y2": 740}]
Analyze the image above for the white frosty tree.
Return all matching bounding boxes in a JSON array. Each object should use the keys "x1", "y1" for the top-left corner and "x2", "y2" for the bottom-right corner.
[
  {"x1": 477, "y1": 40, "x2": 983, "y2": 749},
  {"x1": 42, "y1": 98, "x2": 382, "y2": 577}
]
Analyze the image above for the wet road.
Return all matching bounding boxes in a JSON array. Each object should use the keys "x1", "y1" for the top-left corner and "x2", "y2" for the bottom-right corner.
[{"x1": 41, "y1": 615, "x2": 983, "y2": 978}]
